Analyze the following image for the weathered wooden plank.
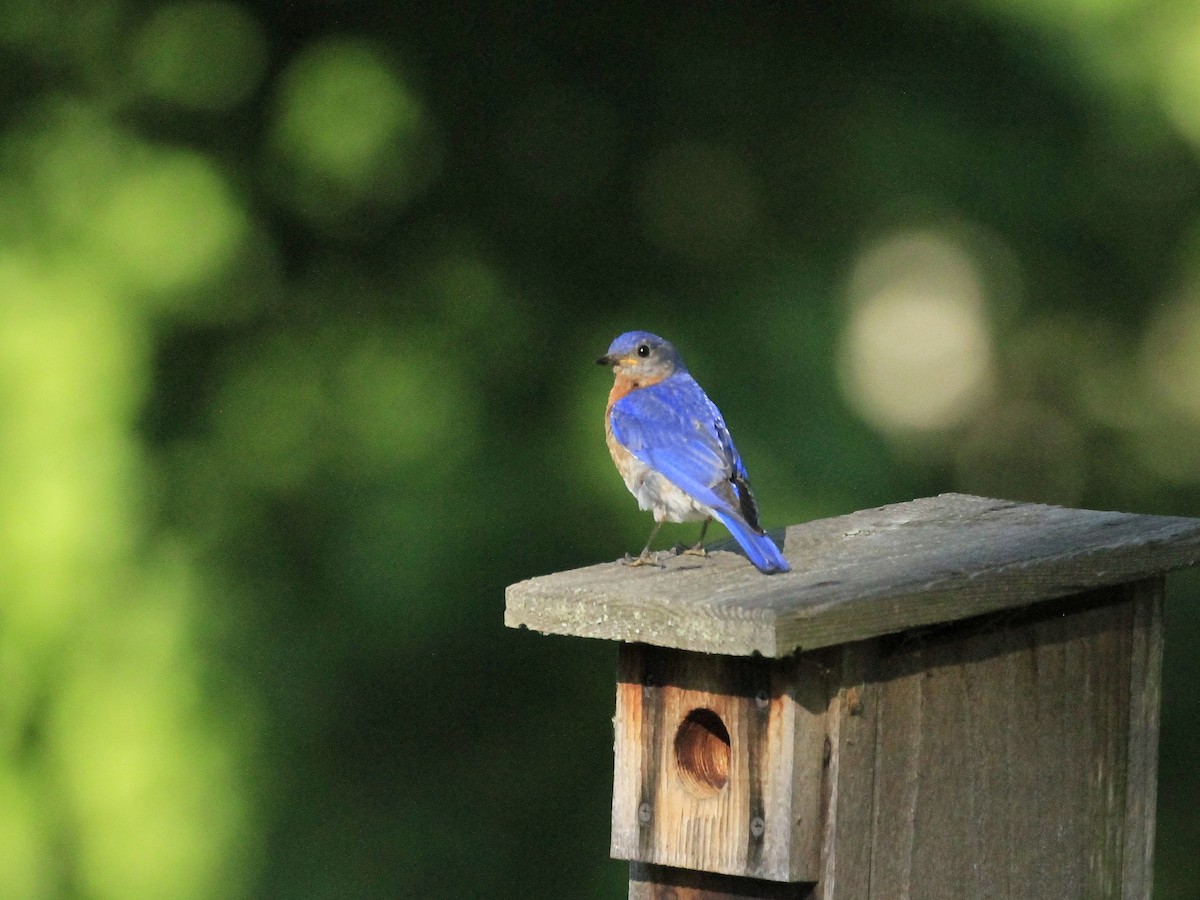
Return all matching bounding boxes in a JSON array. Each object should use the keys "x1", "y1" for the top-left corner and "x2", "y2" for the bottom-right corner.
[
  {"x1": 816, "y1": 580, "x2": 1162, "y2": 899},
  {"x1": 628, "y1": 862, "x2": 812, "y2": 899},
  {"x1": 612, "y1": 645, "x2": 827, "y2": 881},
  {"x1": 1121, "y1": 581, "x2": 1163, "y2": 900},
  {"x1": 813, "y1": 643, "x2": 876, "y2": 900},
  {"x1": 505, "y1": 493, "x2": 1200, "y2": 657}
]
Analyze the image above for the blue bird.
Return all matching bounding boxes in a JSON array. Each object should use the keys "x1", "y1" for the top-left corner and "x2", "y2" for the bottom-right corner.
[{"x1": 597, "y1": 331, "x2": 789, "y2": 574}]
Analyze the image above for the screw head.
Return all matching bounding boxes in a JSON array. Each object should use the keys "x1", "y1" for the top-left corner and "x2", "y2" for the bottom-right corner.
[
  {"x1": 638, "y1": 802, "x2": 653, "y2": 825},
  {"x1": 750, "y1": 816, "x2": 765, "y2": 838}
]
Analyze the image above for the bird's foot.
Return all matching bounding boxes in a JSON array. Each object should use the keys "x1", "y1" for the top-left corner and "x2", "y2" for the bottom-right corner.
[
  {"x1": 681, "y1": 543, "x2": 708, "y2": 558},
  {"x1": 621, "y1": 551, "x2": 664, "y2": 568}
]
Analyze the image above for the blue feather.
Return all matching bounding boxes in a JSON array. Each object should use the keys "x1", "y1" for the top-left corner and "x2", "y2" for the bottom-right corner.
[
  {"x1": 610, "y1": 373, "x2": 789, "y2": 574},
  {"x1": 715, "y1": 513, "x2": 790, "y2": 573}
]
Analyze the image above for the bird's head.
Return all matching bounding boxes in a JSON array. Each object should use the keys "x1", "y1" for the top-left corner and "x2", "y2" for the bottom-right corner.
[{"x1": 597, "y1": 331, "x2": 685, "y2": 381}]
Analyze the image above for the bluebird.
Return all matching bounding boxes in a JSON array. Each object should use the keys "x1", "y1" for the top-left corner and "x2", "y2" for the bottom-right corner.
[{"x1": 598, "y1": 330, "x2": 789, "y2": 574}]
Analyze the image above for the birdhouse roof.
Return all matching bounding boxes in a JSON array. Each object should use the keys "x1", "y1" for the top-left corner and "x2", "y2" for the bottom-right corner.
[{"x1": 504, "y1": 493, "x2": 1200, "y2": 656}]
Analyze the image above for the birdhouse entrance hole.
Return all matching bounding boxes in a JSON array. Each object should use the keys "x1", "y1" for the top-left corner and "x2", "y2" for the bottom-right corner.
[{"x1": 674, "y1": 708, "x2": 731, "y2": 797}]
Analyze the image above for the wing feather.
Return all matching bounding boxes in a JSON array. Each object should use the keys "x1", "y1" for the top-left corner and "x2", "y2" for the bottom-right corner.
[{"x1": 610, "y1": 376, "x2": 748, "y2": 521}]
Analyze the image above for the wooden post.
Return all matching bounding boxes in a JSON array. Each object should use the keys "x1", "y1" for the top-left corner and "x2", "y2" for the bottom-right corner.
[{"x1": 505, "y1": 494, "x2": 1200, "y2": 899}]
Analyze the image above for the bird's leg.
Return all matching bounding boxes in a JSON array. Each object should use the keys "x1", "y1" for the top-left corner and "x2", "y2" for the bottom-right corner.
[
  {"x1": 682, "y1": 518, "x2": 711, "y2": 557},
  {"x1": 623, "y1": 521, "x2": 664, "y2": 567}
]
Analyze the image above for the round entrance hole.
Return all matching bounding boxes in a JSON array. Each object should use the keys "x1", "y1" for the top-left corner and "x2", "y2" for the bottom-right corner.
[{"x1": 673, "y1": 708, "x2": 731, "y2": 797}]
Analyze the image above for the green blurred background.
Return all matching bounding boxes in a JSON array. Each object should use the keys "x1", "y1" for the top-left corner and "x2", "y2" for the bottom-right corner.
[{"x1": 1, "y1": 1, "x2": 1198, "y2": 897}]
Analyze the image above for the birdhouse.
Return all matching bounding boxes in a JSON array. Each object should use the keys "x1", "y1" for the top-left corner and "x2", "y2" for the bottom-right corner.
[{"x1": 504, "y1": 494, "x2": 1200, "y2": 898}]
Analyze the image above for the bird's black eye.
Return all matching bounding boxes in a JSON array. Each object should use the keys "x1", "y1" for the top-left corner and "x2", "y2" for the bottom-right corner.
[{"x1": 637, "y1": 344, "x2": 650, "y2": 357}]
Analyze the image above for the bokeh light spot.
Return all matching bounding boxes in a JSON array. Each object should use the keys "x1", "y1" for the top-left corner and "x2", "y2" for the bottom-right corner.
[
  {"x1": 0, "y1": 260, "x2": 144, "y2": 643},
  {"x1": 18, "y1": 101, "x2": 131, "y2": 240},
  {"x1": 131, "y1": 1, "x2": 267, "y2": 111},
  {"x1": 839, "y1": 231, "x2": 995, "y2": 434},
  {"x1": 1151, "y1": 10, "x2": 1200, "y2": 149},
  {"x1": 212, "y1": 327, "x2": 477, "y2": 490},
  {"x1": 212, "y1": 337, "x2": 327, "y2": 492},
  {"x1": 417, "y1": 251, "x2": 531, "y2": 357},
  {"x1": 277, "y1": 42, "x2": 417, "y2": 180},
  {"x1": 0, "y1": 771, "x2": 50, "y2": 897},
  {"x1": 269, "y1": 39, "x2": 440, "y2": 229},
  {"x1": 93, "y1": 152, "x2": 248, "y2": 296},
  {"x1": 51, "y1": 572, "x2": 248, "y2": 900},
  {"x1": 335, "y1": 332, "x2": 476, "y2": 475}
]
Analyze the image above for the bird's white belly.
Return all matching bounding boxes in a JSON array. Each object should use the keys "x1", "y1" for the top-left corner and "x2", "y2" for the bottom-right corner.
[{"x1": 618, "y1": 451, "x2": 712, "y2": 523}]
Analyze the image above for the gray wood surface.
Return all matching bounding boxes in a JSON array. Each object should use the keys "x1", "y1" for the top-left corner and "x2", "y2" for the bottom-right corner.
[
  {"x1": 816, "y1": 579, "x2": 1163, "y2": 900},
  {"x1": 505, "y1": 493, "x2": 1200, "y2": 657},
  {"x1": 625, "y1": 580, "x2": 1163, "y2": 898},
  {"x1": 1120, "y1": 585, "x2": 1162, "y2": 900}
]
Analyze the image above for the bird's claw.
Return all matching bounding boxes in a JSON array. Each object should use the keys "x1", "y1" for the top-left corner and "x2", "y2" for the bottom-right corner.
[
  {"x1": 621, "y1": 551, "x2": 664, "y2": 568},
  {"x1": 681, "y1": 544, "x2": 708, "y2": 558}
]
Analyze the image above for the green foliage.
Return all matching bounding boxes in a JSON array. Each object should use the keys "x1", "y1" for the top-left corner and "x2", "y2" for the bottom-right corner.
[{"x1": 0, "y1": 1, "x2": 1197, "y2": 897}]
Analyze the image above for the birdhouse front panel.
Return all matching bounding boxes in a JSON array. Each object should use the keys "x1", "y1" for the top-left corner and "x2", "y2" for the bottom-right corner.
[{"x1": 610, "y1": 643, "x2": 827, "y2": 882}]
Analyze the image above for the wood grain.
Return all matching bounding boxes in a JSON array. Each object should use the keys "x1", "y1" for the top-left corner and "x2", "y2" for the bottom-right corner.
[
  {"x1": 505, "y1": 494, "x2": 1200, "y2": 657},
  {"x1": 815, "y1": 579, "x2": 1164, "y2": 899},
  {"x1": 813, "y1": 642, "x2": 876, "y2": 900},
  {"x1": 1121, "y1": 583, "x2": 1162, "y2": 900},
  {"x1": 628, "y1": 862, "x2": 813, "y2": 899},
  {"x1": 611, "y1": 645, "x2": 827, "y2": 881}
]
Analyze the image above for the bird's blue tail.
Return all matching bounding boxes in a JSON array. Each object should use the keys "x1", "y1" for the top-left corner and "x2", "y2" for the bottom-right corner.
[{"x1": 715, "y1": 513, "x2": 790, "y2": 574}]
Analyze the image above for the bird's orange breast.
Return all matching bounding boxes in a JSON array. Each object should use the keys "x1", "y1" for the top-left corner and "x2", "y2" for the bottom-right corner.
[
  {"x1": 606, "y1": 375, "x2": 640, "y2": 414},
  {"x1": 606, "y1": 371, "x2": 668, "y2": 414}
]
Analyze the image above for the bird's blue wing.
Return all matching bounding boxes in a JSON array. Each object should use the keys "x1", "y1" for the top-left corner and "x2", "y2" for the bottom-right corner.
[
  {"x1": 710, "y1": 406, "x2": 761, "y2": 529},
  {"x1": 610, "y1": 376, "x2": 740, "y2": 516},
  {"x1": 611, "y1": 375, "x2": 788, "y2": 573}
]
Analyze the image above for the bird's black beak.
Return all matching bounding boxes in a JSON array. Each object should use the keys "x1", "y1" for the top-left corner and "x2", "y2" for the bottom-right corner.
[{"x1": 597, "y1": 354, "x2": 615, "y2": 367}]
